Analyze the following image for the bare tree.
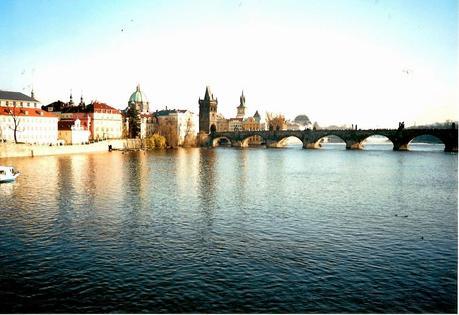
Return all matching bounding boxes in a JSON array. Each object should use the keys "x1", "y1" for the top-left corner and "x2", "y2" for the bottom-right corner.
[
  {"x1": 6, "y1": 103, "x2": 23, "y2": 143},
  {"x1": 158, "y1": 118, "x2": 179, "y2": 148},
  {"x1": 182, "y1": 116, "x2": 196, "y2": 147},
  {"x1": 266, "y1": 112, "x2": 286, "y2": 131}
]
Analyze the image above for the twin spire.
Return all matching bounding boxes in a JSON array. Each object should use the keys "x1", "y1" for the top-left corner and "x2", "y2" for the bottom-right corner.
[{"x1": 69, "y1": 89, "x2": 85, "y2": 106}]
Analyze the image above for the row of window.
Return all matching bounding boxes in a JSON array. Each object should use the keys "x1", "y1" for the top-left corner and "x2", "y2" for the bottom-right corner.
[
  {"x1": 0, "y1": 117, "x2": 55, "y2": 123},
  {"x1": 0, "y1": 100, "x2": 38, "y2": 108}
]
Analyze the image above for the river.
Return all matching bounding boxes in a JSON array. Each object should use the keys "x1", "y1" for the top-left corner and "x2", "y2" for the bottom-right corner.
[{"x1": 0, "y1": 144, "x2": 457, "y2": 313}]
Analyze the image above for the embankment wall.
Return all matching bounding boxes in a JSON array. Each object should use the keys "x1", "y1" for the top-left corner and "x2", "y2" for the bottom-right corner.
[{"x1": 0, "y1": 139, "x2": 142, "y2": 159}]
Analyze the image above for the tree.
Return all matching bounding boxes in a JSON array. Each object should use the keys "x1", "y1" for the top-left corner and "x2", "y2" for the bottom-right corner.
[
  {"x1": 294, "y1": 114, "x2": 311, "y2": 126},
  {"x1": 145, "y1": 133, "x2": 167, "y2": 149},
  {"x1": 266, "y1": 112, "x2": 286, "y2": 131},
  {"x1": 313, "y1": 121, "x2": 320, "y2": 130},
  {"x1": 182, "y1": 116, "x2": 196, "y2": 147},
  {"x1": 127, "y1": 105, "x2": 140, "y2": 138},
  {"x1": 6, "y1": 103, "x2": 23, "y2": 143},
  {"x1": 158, "y1": 118, "x2": 179, "y2": 148}
]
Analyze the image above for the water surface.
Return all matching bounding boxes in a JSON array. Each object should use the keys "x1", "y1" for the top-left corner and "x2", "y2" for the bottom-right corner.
[{"x1": 0, "y1": 146, "x2": 457, "y2": 313}]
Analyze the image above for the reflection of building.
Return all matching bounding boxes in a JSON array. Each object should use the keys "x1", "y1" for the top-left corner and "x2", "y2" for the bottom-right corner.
[
  {"x1": 58, "y1": 118, "x2": 90, "y2": 144},
  {"x1": 199, "y1": 86, "x2": 218, "y2": 133},
  {"x1": 155, "y1": 108, "x2": 198, "y2": 146},
  {"x1": 0, "y1": 90, "x2": 58, "y2": 144}
]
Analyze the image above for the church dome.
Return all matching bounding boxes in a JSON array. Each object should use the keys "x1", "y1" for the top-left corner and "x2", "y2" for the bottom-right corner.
[{"x1": 129, "y1": 84, "x2": 148, "y2": 104}]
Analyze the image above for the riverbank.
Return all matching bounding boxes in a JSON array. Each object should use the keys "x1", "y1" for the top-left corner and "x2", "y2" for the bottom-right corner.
[{"x1": 0, "y1": 139, "x2": 142, "y2": 159}]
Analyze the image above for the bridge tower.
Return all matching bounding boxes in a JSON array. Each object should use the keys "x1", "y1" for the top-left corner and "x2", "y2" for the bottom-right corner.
[
  {"x1": 199, "y1": 86, "x2": 218, "y2": 133},
  {"x1": 236, "y1": 90, "x2": 246, "y2": 119}
]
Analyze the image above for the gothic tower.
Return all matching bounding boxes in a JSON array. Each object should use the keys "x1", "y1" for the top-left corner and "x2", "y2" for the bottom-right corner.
[
  {"x1": 199, "y1": 86, "x2": 218, "y2": 133},
  {"x1": 236, "y1": 90, "x2": 246, "y2": 119}
]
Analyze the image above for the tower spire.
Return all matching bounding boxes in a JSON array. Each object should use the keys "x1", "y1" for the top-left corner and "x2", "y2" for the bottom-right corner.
[{"x1": 69, "y1": 89, "x2": 74, "y2": 106}]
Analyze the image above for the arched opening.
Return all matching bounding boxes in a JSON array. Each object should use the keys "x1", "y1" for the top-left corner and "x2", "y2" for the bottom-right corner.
[
  {"x1": 316, "y1": 135, "x2": 346, "y2": 150},
  {"x1": 241, "y1": 135, "x2": 265, "y2": 147},
  {"x1": 210, "y1": 124, "x2": 217, "y2": 133},
  {"x1": 408, "y1": 134, "x2": 445, "y2": 151},
  {"x1": 212, "y1": 136, "x2": 231, "y2": 147},
  {"x1": 278, "y1": 136, "x2": 303, "y2": 149},
  {"x1": 362, "y1": 135, "x2": 393, "y2": 150}
]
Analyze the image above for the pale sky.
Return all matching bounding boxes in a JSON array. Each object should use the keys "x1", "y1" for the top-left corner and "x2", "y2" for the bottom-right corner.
[{"x1": 0, "y1": 0, "x2": 457, "y2": 128}]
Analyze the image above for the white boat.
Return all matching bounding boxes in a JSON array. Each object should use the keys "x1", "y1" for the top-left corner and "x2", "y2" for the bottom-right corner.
[{"x1": 0, "y1": 166, "x2": 20, "y2": 183}]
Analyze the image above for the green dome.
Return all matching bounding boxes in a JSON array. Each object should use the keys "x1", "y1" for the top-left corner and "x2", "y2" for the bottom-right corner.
[{"x1": 129, "y1": 85, "x2": 148, "y2": 104}]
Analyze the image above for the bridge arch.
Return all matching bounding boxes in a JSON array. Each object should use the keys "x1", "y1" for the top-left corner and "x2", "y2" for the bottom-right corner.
[
  {"x1": 212, "y1": 136, "x2": 232, "y2": 147},
  {"x1": 241, "y1": 134, "x2": 266, "y2": 147},
  {"x1": 307, "y1": 134, "x2": 346, "y2": 149},
  {"x1": 361, "y1": 134, "x2": 394, "y2": 150},
  {"x1": 407, "y1": 134, "x2": 445, "y2": 151},
  {"x1": 277, "y1": 135, "x2": 304, "y2": 147}
]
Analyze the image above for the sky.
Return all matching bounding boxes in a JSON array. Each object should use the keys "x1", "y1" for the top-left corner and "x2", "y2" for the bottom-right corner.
[{"x1": 0, "y1": 0, "x2": 457, "y2": 128}]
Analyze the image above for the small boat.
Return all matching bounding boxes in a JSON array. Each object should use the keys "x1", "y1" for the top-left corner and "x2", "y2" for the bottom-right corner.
[{"x1": 0, "y1": 166, "x2": 20, "y2": 183}]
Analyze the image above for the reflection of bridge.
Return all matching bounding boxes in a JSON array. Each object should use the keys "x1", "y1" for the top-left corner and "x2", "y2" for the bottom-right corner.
[{"x1": 209, "y1": 129, "x2": 458, "y2": 152}]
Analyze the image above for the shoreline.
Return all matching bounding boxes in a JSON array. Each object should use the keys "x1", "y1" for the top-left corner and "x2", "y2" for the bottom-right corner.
[{"x1": 0, "y1": 139, "x2": 142, "y2": 159}]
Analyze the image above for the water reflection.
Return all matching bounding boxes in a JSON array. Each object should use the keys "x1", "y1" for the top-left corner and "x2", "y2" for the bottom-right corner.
[
  {"x1": 198, "y1": 149, "x2": 217, "y2": 227},
  {"x1": 0, "y1": 148, "x2": 456, "y2": 313}
]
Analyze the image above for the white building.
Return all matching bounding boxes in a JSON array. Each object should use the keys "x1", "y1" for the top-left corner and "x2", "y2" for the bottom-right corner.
[
  {"x1": 58, "y1": 118, "x2": 90, "y2": 145},
  {"x1": 155, "y1": 109, "x2": 198, "y2": 146},
  {"x1": 0, "y1": 90, "x2": 58, "y2": 144}
]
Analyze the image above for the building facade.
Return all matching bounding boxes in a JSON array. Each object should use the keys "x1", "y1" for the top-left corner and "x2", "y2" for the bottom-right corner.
[
  {"x1": 58, "y1": 118, "x2": 90, "y2": 145},
  {"x1": 45, "y1": 98, "x2": 123, "y2": 141},
  {"x1": 155, "y1": 109, "x2": 198, "y2": 147},
  {"x1": 0, "y1": 90, "x2": 58, "y2": 144}
]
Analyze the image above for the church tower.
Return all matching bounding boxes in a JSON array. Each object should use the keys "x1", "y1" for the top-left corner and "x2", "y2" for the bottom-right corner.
[
  {"x1": 199, "y1": 86, "x2": 218, "y2": 133},
  {"x1": 236, "y1": 90, "x2": 246, "y2": 119}
]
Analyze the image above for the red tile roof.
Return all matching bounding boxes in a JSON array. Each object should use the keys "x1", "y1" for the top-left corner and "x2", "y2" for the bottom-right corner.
[
  {"x1": 58, "y1": 119, "x2": 89, "y2": 130},
  {"x1": 88, "y1": 102, "x2": 121, "y2": 114},
  {"x1": 0, "y1": 106, "x2": 57, "y2": 118}
]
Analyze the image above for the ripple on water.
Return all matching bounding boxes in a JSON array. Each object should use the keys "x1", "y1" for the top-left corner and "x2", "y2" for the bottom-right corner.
[{"x1": 0, "y1": 148, "x2": 457, "y2": 313}]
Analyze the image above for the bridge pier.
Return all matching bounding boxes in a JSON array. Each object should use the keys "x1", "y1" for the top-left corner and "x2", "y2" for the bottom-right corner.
[
  {"x1": 444, "y1": 144, "x2": 458, "y2": 152},
  {"x1": 303, "y1": 141, "x2": 320, "y2": 149},
  {"x1": 231, "y1": 140, "x2": 248, "y2": 148},
  {"x1": 345, "y1": 140, "x2": 364, "y2": 150},
  {"x1": 393, "y1": 142, "x2": 409, "y2": 151},
  {"x1": 265, "y1": 140, "x2": 283, "y2": 148}
]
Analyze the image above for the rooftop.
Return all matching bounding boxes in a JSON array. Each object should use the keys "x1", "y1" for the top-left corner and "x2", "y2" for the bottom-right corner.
[{"x1": 0, "y1": 90, "x2": 39, "y2": 102}]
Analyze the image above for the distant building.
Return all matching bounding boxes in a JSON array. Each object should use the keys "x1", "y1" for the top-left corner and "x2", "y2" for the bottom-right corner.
[
  {"x1": 0, "y1": 89, "x2": 40, "y2": 109},
  {"x1": 216, "y1": 113, "x2": 229, "y2": 132},
  {"x1": 128, "y1": 84, "x2": 150, "y2": 114},
  {"x1": 47, "y1": 95, "x2": 123, "y2": 141},
  {"x1": 199, "y1": 86, "x2": 218, "y2": 133},
  {"x1": 228, "y1": 117, "x2": 243, "y2": 131},
  {"x1": 124, "y1": 85, "x2": 154, "y2": 138},
  {"x1": 155, "y1": 108, "x2": 198, "y2": 146},
  {"x1": 58, "y1": 118, "x2": 90, "y2": 145},
  {"x1": 0, "y1": 89, "x2": 58, "y2": 144}
]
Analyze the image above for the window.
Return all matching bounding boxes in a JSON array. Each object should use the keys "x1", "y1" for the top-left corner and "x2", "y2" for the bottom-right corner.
[{"x1": 13, "y1": 101, "x2": 16, "y2": 106}]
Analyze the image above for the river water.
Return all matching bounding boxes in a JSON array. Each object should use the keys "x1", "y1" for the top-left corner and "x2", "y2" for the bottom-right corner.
[{"x1": 0, "y1": 144, "x2": 457, "y2": 313}]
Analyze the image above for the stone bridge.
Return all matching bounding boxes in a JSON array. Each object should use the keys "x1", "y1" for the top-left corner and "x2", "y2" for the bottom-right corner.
[{"x1": 207, "y1": 129, "x2": 458, "y2": 152}]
